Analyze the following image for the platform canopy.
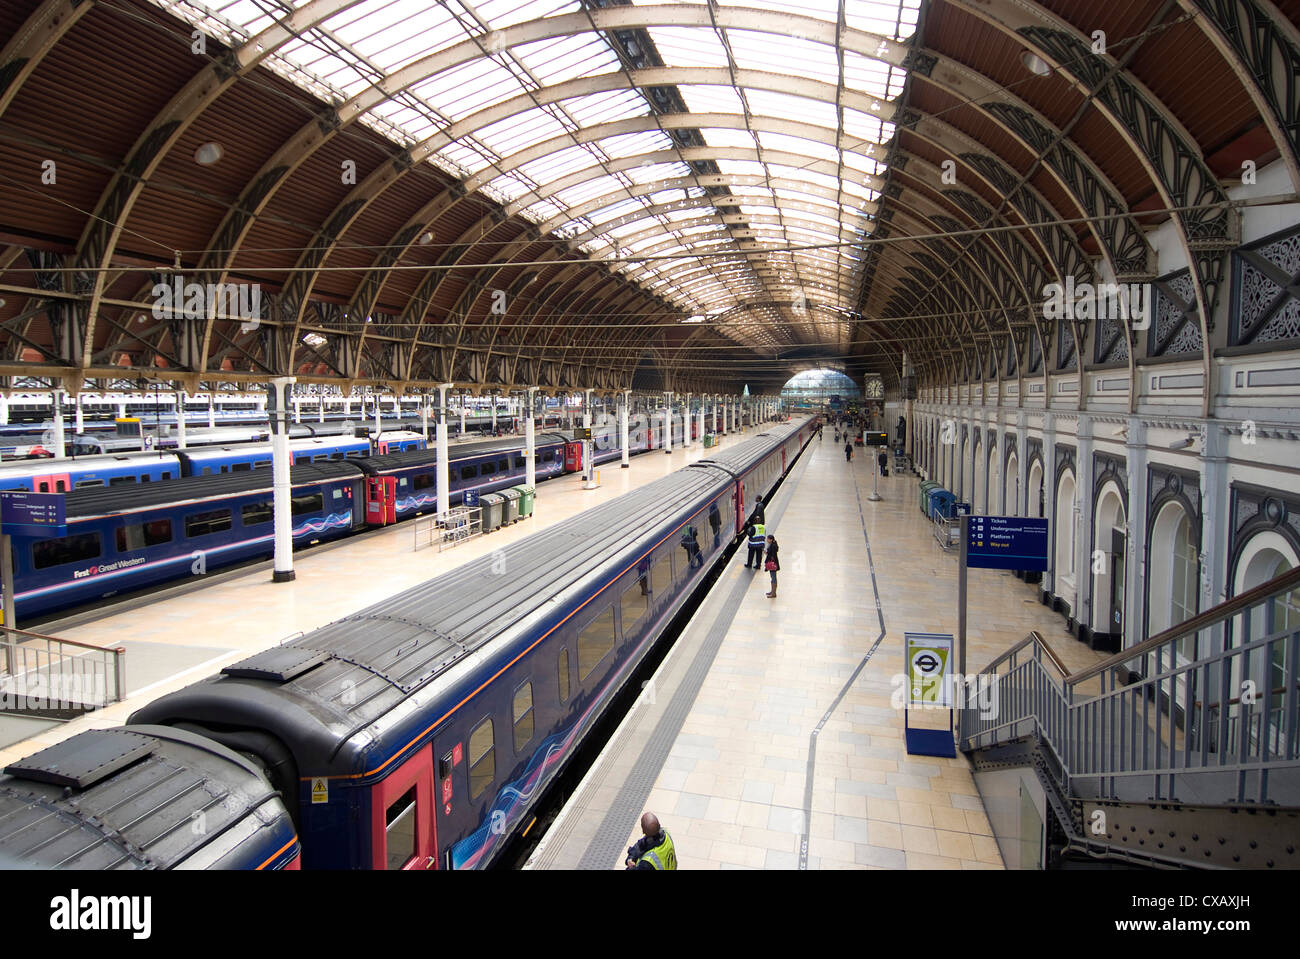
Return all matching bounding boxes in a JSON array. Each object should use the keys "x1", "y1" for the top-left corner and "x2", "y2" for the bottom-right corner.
[{"x1": 0, "y1": 0, "x2": 1292, "y2": 400}]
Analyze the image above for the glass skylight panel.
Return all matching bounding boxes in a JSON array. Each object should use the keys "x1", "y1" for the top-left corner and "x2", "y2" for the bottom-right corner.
[
  {"x1": 698, "y1": 127, "x2": 757, "y2": 150},
  {"x1": 476, "y1": 0, "x2": 580, "y2": 32},
  {"x1": 516, "y1": 35, "x2": 619, "y2": 86},
  {"x1": 439, "y1": 141, "x2": 496, "y2": 176},
  {"x1": 554, "y1": 175, "x2": 627, "y2": 209},
  {"x1": 560, "y1": 90, "x2": 649, "y2": 126},
  {"x1": 597, "y1": 131, "x2": 676, "y2": 161},
  {"x1": 624, "y1": 161, "x2": 690, "y2": 185},
  {"x1": 515, "y1": 143, "x2": 596, "y2": 184},
  {"x1": 726, "y1": 31, "x2": 838, "y2": 86},
  {"x1": 411, "y1": 58, "x2": 520, "y2": 120},
  {"x1": 715, "y1": 159, "x2": 766, "y2": 177},
  {"x1": 680, "y1": 86, "x2": 747, "y2": 115},
  {"x1": 647, "y1": 27, "x2": 731, "y2": 69},
  {"x1": 745, "y1": 89, "x2": 837, "y2": 129},
  {"x1": 757, "y1": 131, "x2": 839, "y2": 164}
]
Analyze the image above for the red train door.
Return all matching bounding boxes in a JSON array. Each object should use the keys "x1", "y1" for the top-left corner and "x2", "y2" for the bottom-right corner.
[
  {"x1": 370, "y1": 743, "x2": 436, "y2": 870},
  {"x1": 366, "y1": 476, "x2": 397, "y2": 524},
  {"x1": 34, "y1": 473, "x2": 71, "y2": 493}
]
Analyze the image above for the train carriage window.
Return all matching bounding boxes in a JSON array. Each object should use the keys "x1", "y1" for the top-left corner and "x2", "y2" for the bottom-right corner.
[
  {"x1": 513, "y1": 683, "x2": 534, "y2": 753},
  {"x1": 291, "y1": 493, "x2": 323, "y2": 517},
  {"x1": 32, "y1": 532, "x2": 102, "y2": 570},
  {"x1": 241, "y1": 500, "x2": 272, "y2": 527},
  {"x1": 413, "y1": 473, "x2": 432, "y2": 491},
  {"x1": 460, "y1": 465, "x2": 478, "y2": 482},
  {"x1": 109, "y1": 476, "x2": 135, "y2": 486},
  {"x1": 620, "y1": 579, "x2": 648, "y2": 636},
  {"x1": 232, "y1": 462, "x2": 252, "y2": 472},
  {"x1": 253, "y1": 460, "x2": 271, "y2": 469},
  {"x1": 345, "y1": 450, "x2": 364, "y2": 459},
  {"x1": 384, "y1": 787, "x2": 418, "y2": 870},
  {"x1": 498, "y1": 458, "x2": 509, "y2": 473},
  {"x1": 650, "y1": 556, "x2": 672, "y2": 599},
  {"x1": 513, "y1": 455, "x2": 526, "y2": 469},
  {"x1": 468, "y1": 718, "x2": 495, "y2": 800},
  {"x1": 557, "y1": 648, "x2": 570, "y2": 703},
  {"x1": 73, "y1": 479, "x2": 104, "y2": 489},
  {"x1": 185, "y1": 509, "x2": 232, "y2": 537},
  {"x1": 578, "y1": 608, "x2": 616, "y2": 681},
  {"x1": 115, "y1": 519, "x2": 173, "y2": 552},
  {"x1": 161, "y1": 472, "x2": 173, "y2": 480}
]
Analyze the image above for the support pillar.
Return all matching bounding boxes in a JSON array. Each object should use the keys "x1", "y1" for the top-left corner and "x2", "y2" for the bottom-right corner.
[
  {"x1": 52, "y1": 391, "x2": 66, "y2": 460},
  {"x1": 663, "y1": 392, "x2": 673, "y2": 454},
  {"x1": 437, "y1": 384, "x2": 451, "y2": 517},
  {"x1": 526, "y1": 387, "x2": 538, "y2": 489},
  {"x1": 270, "y1": 377, "x2": 296, "y2": 582},
  {"x1": 74, "y1": 393, "x2": 84, "y2": 434},
  {"x1": 175, "y1": 391, "x2": 187, "y2": 449},
  {"x1": 620, "y1": 390, "x2": 630, "y2": 468},
  {"x1": 210, "y1": 393, "x2": 218, "y2": 428},
  {"x1": 459, "y1": 393, "x2": 466, "y2": 437},
  {"x1": 421, "y1": 394, "x2": 429, "y2": 441},
  {"x1": 491, "y1": 393, "x2": 498, "y2": 434},
  {"x1": 373, "y1": 391, "x2": 382, "y2": 437}
]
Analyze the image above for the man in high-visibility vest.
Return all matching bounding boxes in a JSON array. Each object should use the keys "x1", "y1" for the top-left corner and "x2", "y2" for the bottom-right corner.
[
  {"x1": 744, "y1": 519, "x2": 767, "y2": 569},
  {"x1": 626, "y1": 812, "x2": 677, "y2": 870}
]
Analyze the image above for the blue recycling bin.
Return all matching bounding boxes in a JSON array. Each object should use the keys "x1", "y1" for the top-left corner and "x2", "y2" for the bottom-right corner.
[{"x1": 928, "y1": 488, "x2": 956, "y2": 520}]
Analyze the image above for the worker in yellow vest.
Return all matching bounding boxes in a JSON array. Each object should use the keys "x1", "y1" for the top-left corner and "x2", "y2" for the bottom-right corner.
[
  {"x1": 744, "y1": 520, "x2": 767, "y2": 569},
  {"x1": 626, "y1": 812, "x2": 677, "y2": 870}
]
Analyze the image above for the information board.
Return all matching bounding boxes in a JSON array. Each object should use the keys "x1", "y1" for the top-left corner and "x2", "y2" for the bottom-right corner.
[
  {"x1": 966, "y1": 515, "x2": 1049, "y2": 571},
  {"x1": 0, "y1": 490, "x2": 67, "y2": 537},
  {"x1": 905, "y1": 632, "x2": 954, "y2": 707},
  {"x1": 463, "y1": 489, "x2": 479, "y2": 507}
]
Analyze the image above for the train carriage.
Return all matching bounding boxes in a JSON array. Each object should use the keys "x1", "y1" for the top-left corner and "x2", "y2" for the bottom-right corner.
[
  {"x1": 8, "y1": 462, "x2": 365, "y2": 619},
  {"x1": 127, "y1": 418, "x2": 813, "y2": 869}
]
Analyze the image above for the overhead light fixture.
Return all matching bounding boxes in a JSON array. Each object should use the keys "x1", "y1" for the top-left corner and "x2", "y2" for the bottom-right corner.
[
  {"x1": 194, "y1": 142, "x2": 224, "y2": 166},
  {"x1": 1021, "y1": 51, "x2": 1052, "y2": 77},
  {"x1": 418, "y1": 231, "x2": 434, "y2": 245},
  {"x1": 1168, "y1": 433, "x2": 1197, "y2": 450}
]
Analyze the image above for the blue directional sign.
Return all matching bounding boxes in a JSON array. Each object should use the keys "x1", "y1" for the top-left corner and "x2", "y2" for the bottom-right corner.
[
  {"x1": 0, "y1": 490, "x2": 67, "y2": 537},
  {"x1": 966, "y1": 515, "x2": 1049, "y2": 571},
  {"x1": 463, "y1": 489, "x2": 479, "y2": 507}
]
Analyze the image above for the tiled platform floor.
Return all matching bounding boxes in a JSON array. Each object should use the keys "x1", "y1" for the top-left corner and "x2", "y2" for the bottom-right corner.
[
  {"x1": 528, "y1": 434, "x2": 1106, "y2": 870},
  {"x1": 0, "y1": 420, "x2": 770, "y2": 768}
]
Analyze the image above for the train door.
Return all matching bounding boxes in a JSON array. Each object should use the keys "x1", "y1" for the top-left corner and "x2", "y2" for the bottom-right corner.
[
  {"x1": 34, "y1": 473, "x2": 71, "y2": 493},
  {"x1": 434, "y1": 734, "x2": 465, "y2": 869},
  {"x1": 564, "y1": 441, "x2": 583, "y2": 473},
  {"x1": 349, "y1": 479, "x2": 366, "y2": 529},
  {"x1": 371, "y1": 743, "x2": 436, "y2": 870},
  {"x1": 365, "y1": 476, "x2": 397, "y2": 524}
]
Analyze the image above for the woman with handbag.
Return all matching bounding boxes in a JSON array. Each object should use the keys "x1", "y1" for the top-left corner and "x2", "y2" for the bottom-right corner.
[{"x1": 764, "y1": 535, "x2": 780, "y2": 598}]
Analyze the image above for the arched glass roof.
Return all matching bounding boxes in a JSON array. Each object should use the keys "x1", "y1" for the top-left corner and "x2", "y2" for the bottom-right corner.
[{"x1": 164, "y1": 0, "x2": 922, "y2": 353}]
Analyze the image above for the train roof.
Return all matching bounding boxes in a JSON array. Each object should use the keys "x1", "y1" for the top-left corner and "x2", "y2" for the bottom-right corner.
[
  {"x1": 176, "y1": 435, "x2": 368, "y2": 464},
  {"x1": 358, "y1": 432, "x2": 568, "y2": 473},
  {"x1": 58, "y1": 461, "x2": 364, "y2": 521},
  {"x1": 690, "y1": 419, "x2": 811, "y2": 475},
  {"x1": 131, "y1": 457, "x2": 738, "y2": 775},
  {"x1": 0, "y1": 725, "x2": 297, "y2": 869}
]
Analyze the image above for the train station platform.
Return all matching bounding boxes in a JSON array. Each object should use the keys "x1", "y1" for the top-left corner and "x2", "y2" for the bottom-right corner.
[
  {"x1": 0, "y1": 423, "x2": 770, "y2": 767},
  {"x1": 527, "y1": 434, "x2": 1108, "y2": 870}
]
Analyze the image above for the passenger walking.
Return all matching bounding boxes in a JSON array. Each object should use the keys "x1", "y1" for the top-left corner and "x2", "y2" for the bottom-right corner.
[
  {"x1": 845, "y1": 441, "x2": 853, "y2": 463},
  {"x1": 744, "y1": 518, "x2": 767, "y2": 569},
  {"x1": 878, "y1": 448, "x2": 889, "y2": 477},
  {"x1": 626, "y1": 812, "x2": 677, "y2": 870},
  {"x1": 764, "y1": 535, "x2": 780, "y2": 598}
]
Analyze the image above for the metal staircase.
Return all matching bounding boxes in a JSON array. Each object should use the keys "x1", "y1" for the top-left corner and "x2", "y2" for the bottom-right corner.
[{"x1": 959, "y1": 567, "x2": 1300, "y2": 869}]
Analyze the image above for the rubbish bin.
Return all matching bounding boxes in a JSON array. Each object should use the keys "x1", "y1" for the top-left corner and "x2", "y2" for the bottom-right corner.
[
  {"x1": 512, "y1": 484, "x2": 534, "y2": 518},
  {"x1": 480, "y1": 492, "x2": 505, "y2": 532},
  {"x1": 928, "y1": 488, "x2": 955, "y2": 520},
  {"x1": 501, "y1": 487, "x2": 521, "y2": 524},
  {"x1": 919, "y1": 480, "x2": 941, "y2": 515}
]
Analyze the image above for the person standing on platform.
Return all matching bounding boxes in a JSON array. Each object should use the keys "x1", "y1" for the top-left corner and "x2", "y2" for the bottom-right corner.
[
  {"x1": 764, "y1": 535, "x2": 781, "y2": 598},
  {"x1": 752, "y1": 494, "x2": 765, "y2": 526},
  {"x1": 744, "y1": 518, "x2": 767, "y2": 569},
  {"x1": 626, "y1": 812, "x2": 677, "y2": 869},
  {"x1": 878, "y1": 448, "x2": 889, "y2": 477},
  {"x1": 845, "y1": 440, "x2": 853, "y2": 463}
]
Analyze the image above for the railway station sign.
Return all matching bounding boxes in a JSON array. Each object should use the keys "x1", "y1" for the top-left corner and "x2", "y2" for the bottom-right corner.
[
  {"x1": 905, "y1": 632, "x2": 954, "y2": 707},
  {"x1": 965, "y1": 516, "x2": 1050, "y2": 571},
  {"x1": 0, "y1": 490, "x2": 67, "y2": 537}
]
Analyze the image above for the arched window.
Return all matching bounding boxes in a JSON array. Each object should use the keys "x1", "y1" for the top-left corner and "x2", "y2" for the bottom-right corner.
[{"x1": 1055, "y1": 472, "x2": 1076, "y2": 589}]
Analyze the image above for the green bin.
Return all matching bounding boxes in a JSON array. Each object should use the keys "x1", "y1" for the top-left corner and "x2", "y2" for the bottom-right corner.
[
  {"x1": 919, "y1": 480, "x2": 942, "y2": 515},
  {"x1": 512, "y1": 485, "x2": 535, "y2": 518}
]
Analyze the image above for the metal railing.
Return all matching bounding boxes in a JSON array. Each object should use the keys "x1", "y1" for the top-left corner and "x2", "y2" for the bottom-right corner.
[
  {"x1": 1, "y1": 626, "x2": 127, "y2": 714},
  {"x1": 959, "y1": 566, "x2": 1300, "y2": 808},
  {"x1": 413, "y1": 507, "x2": 483, "y2": 552}
]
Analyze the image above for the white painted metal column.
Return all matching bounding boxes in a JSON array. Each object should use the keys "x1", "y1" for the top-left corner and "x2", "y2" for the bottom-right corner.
[
  {"x1": 52, "y1": 390, "x2": 66, "y2": 460},
  {"x1": 209, "y1": 393, "x2": 218, "y2": 428},
  {"x1": 116, "y1": 397, "x2": 126, "y2": 419},
  {"x1": 663, "y1": 392, "x2": 673, "y2": 454},
  {"x1": 491, "y1": 393, "x2": 498, "y2": 434},
  {"x1": 175, "y1": 391, "x2": 187, "y2": 449},
  {"x1": 0, "y1": 396, "x2": 8, "y2": 426},
  {"x1": 697, "y1": 402, "x2": 705, "y2": 451},
  {"x1": 525, "y1": 387, "x2": 538, "y2": 489},
  {"x1": 437, "y1": 384, "x2": 451, "y2": 517},
  {"x1": 620, "y1": 389, "x2": 630, "y2": 468},
  {"x1": 459, "y1": 392, "x2": 466, "y2": 437},
  {"x1": 270, "y1": 377, "x2": 296, "y2": 583},
  {"x1": 317, "y1": 394, "x2": 324, "y2": 424},
  {"x1": 74, "y1": 393, "x2": 84, "y2": 434},
  {"x1": 683, "y1": 393, "x2": 692, "y2": 448},
  {"x1": 372, "y1": 391, "x2": 382, "y2": 437},
  {"x1": 293, "y1": 395, "x2": 301, "y2": 424},
  {"x1": 421, "y1": 395, "x2": 429, "y2": 441}
]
